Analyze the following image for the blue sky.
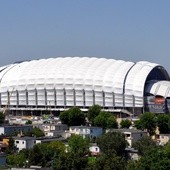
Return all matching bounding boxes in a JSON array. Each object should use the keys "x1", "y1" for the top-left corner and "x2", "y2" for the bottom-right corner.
[{"x1": 0, "y1": 0, "x2": 170, "y2": 73}]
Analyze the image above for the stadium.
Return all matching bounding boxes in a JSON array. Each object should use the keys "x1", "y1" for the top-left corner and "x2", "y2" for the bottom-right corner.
[{"x1": 0, "y1": 57, "x2": 170, "y2": 116}]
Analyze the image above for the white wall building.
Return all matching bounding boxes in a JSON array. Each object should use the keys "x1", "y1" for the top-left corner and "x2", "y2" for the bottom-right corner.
[
  {"x1": 40, "y1": 124, "x2": 68, "y2": 132},
  {"x1": 158, "y1": 134, "x2": 170, "y2": 145},
  {"x1": 89, "y1": 144, "x2": 100, "y2": 156},
  {"x1": 69, "y1": 126, "x2": 103, "y2": 139},
  {"x1": 35, "y1": 124, "x2": 68, "y2": 137},
  {"x1": 14, "y1": 137, "x2": 36, "y2": 151}
]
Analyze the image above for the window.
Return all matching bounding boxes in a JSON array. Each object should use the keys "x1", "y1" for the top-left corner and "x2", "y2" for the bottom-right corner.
[
  {"x1": 22, "y1": 141, "x2": 25, "y2": 144},
  {"x1": 16, "y1": 141, "x2": 19, "y2": 144},
  {"x1": 126, "y1": 134, "x2": 130, "y2": 137}
]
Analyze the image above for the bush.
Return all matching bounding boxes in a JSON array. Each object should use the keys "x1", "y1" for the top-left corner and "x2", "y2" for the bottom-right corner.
[{"x1": 120, "y1": 119, "x2": 131, "y2": 128}]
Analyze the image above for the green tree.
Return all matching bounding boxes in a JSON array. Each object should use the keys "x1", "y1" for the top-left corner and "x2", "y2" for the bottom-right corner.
[
  {"x1": 93, "y1": 154, "x2": 125, "y2": 170},
  {"x1": 94, "y1": 132, "x2": 127, "y2": 170},
  {"x1": 107, "y1": 114, "x2": 118, "y2": 129},
  {"x1": 6, "y1": 137, "x2": 17, "y2": 154},
  {"x1": 94, "y1": 111, "x2": 108, "y2": 129},
  {"x1": 120, "y1": 119, "x2": 132, "y2": 129},
  {"x1": 32, "y1": 127, "x2": 45, "y2": 137},
  {"x1": 53, "y1": 135, "x2": 90, "y2": 170},
  {"x1": 28, "y1": 141, "x2": 67, "y2": 168},
  {"x1": 25, "y1": 120, "x2": 32, "y2": 124},
  {"x1": 48, "y1": 141, "x2": 66, "y2": 154},
  {"x1": 102, "y1": 154, "x2": 125, "y2": 170},
  {"x1": 94, "y1": 111, "x2": 118, "y2": 129},
  {"x1": 134, "y1": 120, "x2": 142, "y2": 130},
  {"x1": 0, "y1": 111, "x2": 5, "y2": 124},
  {"x1": 59, "y1": 110, "x2": 70, "y2": 125},
  {"x1": 126, "y1": 146, "x2": 170, "y2": 170},
  {"x1": 45, "y1": 141, "x2": 66, "y2": 167},
  {"x1": 133, "y1": 135, "x2": 157, "y2": 156},
  {"x1": 63, "y1": 152, "x2": 88, "y2": 170},
  {"x1": 7, "y1": 151, "x2": 27, "y2": 167},
  {"x1": 137, "y1": 148, "x2": 170, "y2": 170},
  {"x1": 163, "y1": 141, "x2": 170, "y2": 157},
  {"x1": 59, "y1": 107, "x2": 86, "y2": 126},
  {"x1": 157, "y1": 114, "x2": 170, "y2": 134},
  {"x1": 53, "y1": 151, "x2": 71, "y2": 170},
  {"x1": 69, "y1": 107, "x2": 86, "y2": 126},
  {"x1": 168, "y1": 117, "x2": 170, "y2": 131},
  {"x1": 138, "y1": 112, "x2": 156, "y2": 136},
  {"x1": 29, "y1": 143, "x2": 47, "y2": 166},
  {"x1": 68, "y1": 135, "x2": 89, "y2": 156},
  {"x1": 97, "y1": 132, "x2": 127, "y2": 157},
  {"x1": 85, "y1": 157, "x2": 98, "y2": 170},
  {"x1": 87, "y1": 105, "x2": 101, "y2": 125},
  {"x1": 126, "y1": 160, "x2": 139, "y2": 170}
]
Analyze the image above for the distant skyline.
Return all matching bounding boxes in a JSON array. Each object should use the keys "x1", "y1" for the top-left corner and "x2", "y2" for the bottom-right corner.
[{"x1": 0, "y1": 0, "x2": 170, "y2": 73}]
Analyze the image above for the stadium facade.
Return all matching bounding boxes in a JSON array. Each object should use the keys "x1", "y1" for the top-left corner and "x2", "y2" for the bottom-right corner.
[{"x1": 0, "y1": 57, "x2": 170, "y2": 116}]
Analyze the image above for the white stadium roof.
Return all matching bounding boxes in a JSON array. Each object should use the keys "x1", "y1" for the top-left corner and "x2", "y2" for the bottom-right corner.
[{"x1": 0, "y1": 57, "x2": 169, "y2": 108}]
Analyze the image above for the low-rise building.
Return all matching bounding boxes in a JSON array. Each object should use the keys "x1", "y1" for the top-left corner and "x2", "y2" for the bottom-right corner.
[
  {"x1": 14, "y1": 137, "x2": 36, "y2": 151},
  {"x1": 0, "y1": 125, "x2": 33, "y2": 136},
  {"x1": 0, "y1": 153, "x2": 6, "y2": 167},
  {"x1": 35, "y1": 136, "x2": 66, "y2": 144},
  {"x1": 9, "y1": 117, "x2": 29, "y2": 125},
  {"x1": 107, "y1": 129, "x2": 147, "y2": 147},
  {"x1": 68, "y1": 126, "x2": 103, "y2": 139},
  {"x1": 35, "y1": 124, "x2": 68, "y2": 137},
  {"x1": 89, "y1": 144, "x2": 100, "y2": 156},
  {"x1": 37, "y1": 123, "x2": 68, "y2": 132},
  {"x1": 13, "y1": 136, "x2": 66, "y2": 151},
  {"x1": 158, "y1": 134, "x2": 170, "y2": 145},
  {"x1": 125, "y1": 148, "x2": 139, "y2": 161},
  {"x1": 44, "y1": 130, "x2": 64, "y2": 137}
]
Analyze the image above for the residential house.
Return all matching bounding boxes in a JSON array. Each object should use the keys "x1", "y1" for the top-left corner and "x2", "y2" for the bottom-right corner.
[
  {"x1": 9, "y1": 117, "x2": 28, "y2": 125},
  {"x1": 13, "y1": 136, "x2": 66, "y2": 151},
  {"x1": 67, "y1": 126, "x2": 103, "y2": 139},
  {"x1": 158, "y1": 134, "x2": 170, "y2": 145},
  {"x1": 35, "y1": 136, "x2": 66, "y2": 144},
  {"x1": 14, "y1": 137, "x2": 36, "y2": 151},
  {"x1": 107, "y1": 129, "x2": 147, "y2": 147},
  {"x1": 89, "y1": 143, "x2": 100, "y2": 156},
  {"x1": 0, "y1": 125, "x2": 33, "y2": 136},
  {"x1": 125, "y1": 148, "x2": 139, "y2": 161},
  {"x1": 35, "y1": 124, "x2": 68, "y2": 137},
  {"x1": 44, "y1": 131, "x2": 64, "y2": 137}
]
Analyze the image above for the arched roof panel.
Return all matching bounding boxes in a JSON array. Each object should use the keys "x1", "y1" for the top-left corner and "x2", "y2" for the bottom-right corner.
[
  {"x1": 103, "y1": 60, "x2": 125, "y2": 92},
  {"x1": 133, "y1": 62, "x2": 158, "y2": 97},
  {"x1": 146, "y1": 81, "x2": 170, "y2": 98},
  {"x1": 113, "y1": 61, "x2": 134, "y2": 94},
  {"x1": 124, "y1": 62, "x2": 150, "y2": 95}
]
